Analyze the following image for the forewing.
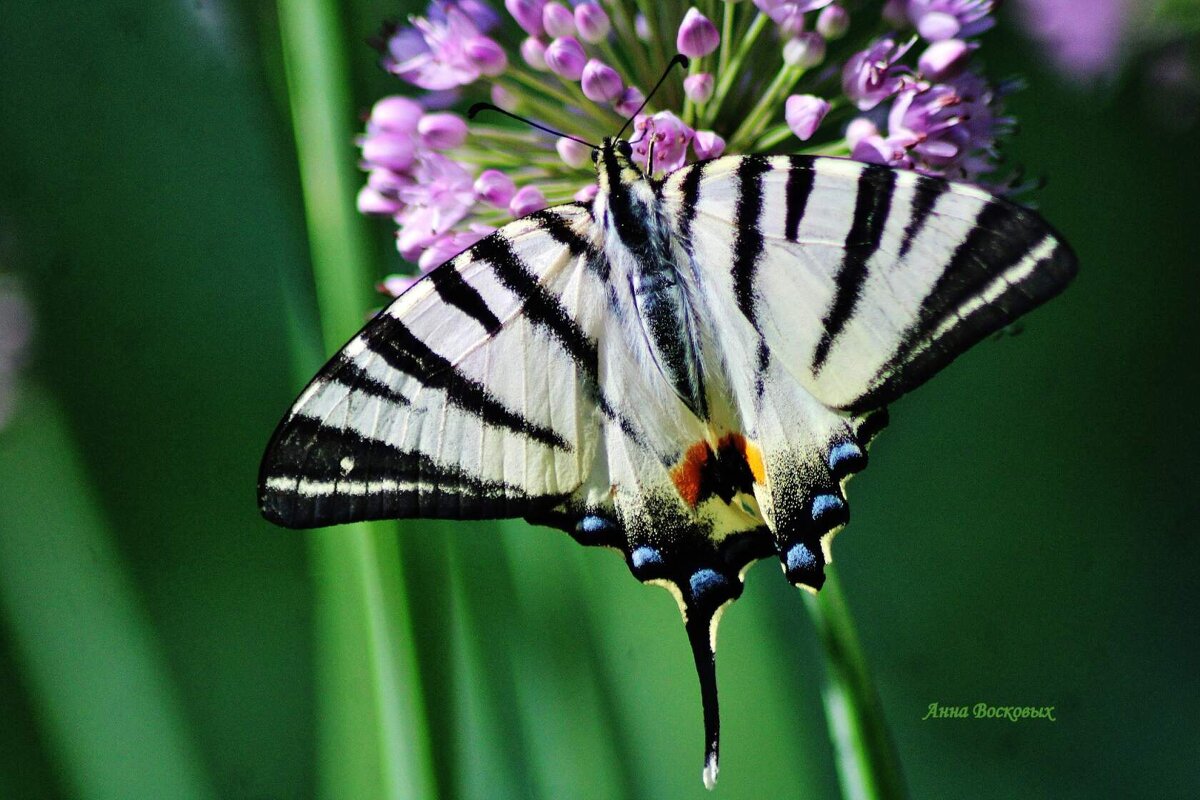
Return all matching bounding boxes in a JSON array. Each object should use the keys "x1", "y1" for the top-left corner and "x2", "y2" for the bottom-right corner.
[
  {"x1": 662, "y1": 155, "x2": 1078, "y2": 414},
  {"x1": 259, "y1": 204, "x2": 606, "y2": 529}
]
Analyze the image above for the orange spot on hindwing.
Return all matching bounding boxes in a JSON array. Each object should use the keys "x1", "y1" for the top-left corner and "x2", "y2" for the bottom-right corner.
[
  {"x1": 670, "y1": 433, "x2": 766, "y2": 508},
  {"x1": 670, "y1": 441, "x2": 711, "y2": 507}
]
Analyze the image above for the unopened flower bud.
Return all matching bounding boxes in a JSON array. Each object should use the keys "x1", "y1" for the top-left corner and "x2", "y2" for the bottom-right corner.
[
  {"x1": 575, "y1": 3, "x2": 611, "y2": 43},
  {"x1": 545, "y1": 36, "x2": 587, "y2": 80},
  {"x1": 506, "y1": 0, "x2": 547, "y2": 36},
  {"x1": 418, "y1": 113, "x2": 468, "y2": 150},
  {"x1": 581, "y1": 59, "x2": 624, "y2": 102},
  {"x1": 474, "y1": 169, "x2": 516, "y2": 207},
  {"x1": 521, "y1": 36, "x2": 549, "y2": 70},
  {"x1": 542, "y1": 2, "x2": 576, "y2": 38},
  {"x1": 677, "y1": 8, "x2": 720, "y2": 58},
  {"x1": 358, "y1": 185, "x2": 402, "y2": 215},
  {"x1": 509, "y1": 185, "x2": 547, "y2": 217},
  {"x1": 684, "y1": 73, "x2": 714, "y2": 103},
  {"x1": 491, "y1": 84, "x2": 518, "y2": 111},
  {"x1": 919, "y1": 39, "x2": 971, "y2": 79},
  {"x1": 370, "y1": 96, "x2": 423, "y2": 133},
  {"x1": 692, "y1": 130, "x2": 725, "y2": 159},
  {"x1": 635, "y1": 13, "x2": 650, "y2": 41},
  {"x1": 362, "y1": 133, "x2": 415, "y2": 171},
  {"x1": 783, "y1": 32, "x2": 826, "y2": 68},
  {"x1": 816, "y1": 5, "x2": 849, "y2": 39},
  {"x1": 615, "y1": 86, "x2": 646, "y2": 117},
  {"x1": 785, "y1": 94, "x2": 830, "y2": 140},
  {"x1": 557, "y1": 137, "x2": 592, "y2": 168},
  {"x1": 845, "y1": 117, "x2": 878, "y2": 148},
  {"x1": 466, "y1": 36, "x2": 507, "y2": 76}
]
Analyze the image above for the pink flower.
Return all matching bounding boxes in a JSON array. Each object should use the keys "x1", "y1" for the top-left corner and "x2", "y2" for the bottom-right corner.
[
  {"x1": 677, "y1": 8, "x2": 720, "y2": 58},
  {"x1": 632, "y1": 111, "x2": 694, "y2": 173},
  {"x1": 368, "y1": 96, "x2": 423, "y2": 133},
  {"x1": 557, "y1": 137, "x2": 591, "y2": 168},
  {"x1": 753, "y1": 0, "x2": 833, "y2": 38},
  {"x1": 615, "y1": 86, "x2": 646, "y2": 117},
  {"x1": 919, "y1": 39, "x2": 972, "y2": 80},
  {"x1": 575, "y1": 3, "x2": 611, "y2": 43},
  {"x1": 395, "y1": 153, "x2": 477, "y2": 257},
  {"x1": 816, "y1": 5, "x2": 849, "y2": 39},
  {"x1": 692, "y1": 130, "x2": 725, "y2": 159},
  {"x1": 574, "y1": 183, "x2": 600, "y2": 202},
  {"x1": 582, "y1": 59, "x2": 623, "y2": 102},
  {"x1": 361, "y1": 131, "x2": 416, "y2": 172},
  {"x1": 418, "y1": 227, "x2": 494, "y2": 270},
  {"x1": 466, "y1": 36, "x2": 508, "y2": 75},
  {"x1": 542, "y1": 2, "x2": 576, "y2": 38},
  {"x1": 384, "y1": 9, "x2": 497, "y2": 91},
  {"x1": 418, "y1": 112, "x2": 469, "y2": 150},
  {"x1": 783, "y1": 32, "x2": 826, "y2": 68},
  {"x1": 842, "y1": 37, "x2": 914, "y2": 110},
  {"x1": 474, "y1": 169, "x2": 516, "y2": 206},
  {"x1": 509, "y1": 185, "x2": 548, "y2": 216},
  {"x1": 907, "y1": 0, "x2": 995, "y2": 42},
  {"x1": 521, "y1": 37, "x2": 549, "y2": 70},
  {"x1": 684, "y1": 73, "x2": 714, "y2": 103},
  {"x1": 785, "y1": 94, "x2": 831, "y2": 140},
  {"x1": 506, "y1": 0, "x2": 547, "y2": 36},
  {"x1": 545, "y1": 36, "x2": 587, "y2": 80}
]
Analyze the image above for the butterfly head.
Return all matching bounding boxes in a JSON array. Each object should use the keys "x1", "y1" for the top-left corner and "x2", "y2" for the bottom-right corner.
[{"x1": 592, "y1": 137, "x2": 645, "y2": 193}]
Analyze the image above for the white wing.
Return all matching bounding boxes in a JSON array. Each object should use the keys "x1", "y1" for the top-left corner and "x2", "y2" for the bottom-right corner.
[
  {"x1": 659, "y1": 155, "x2": 1076, "y2": 588},
  {"x1": 259, "y1": 204, "x2": 608, "y2": 529},
  {"x1": 662, "y1": 155, "x2": 1078, "y2": 413}
]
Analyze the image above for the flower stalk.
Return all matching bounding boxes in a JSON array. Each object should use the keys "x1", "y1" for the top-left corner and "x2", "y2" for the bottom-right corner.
[
  {"x1": 276, "y1": 0, "x2": 438, "y2": 797},
  {"x1": 804, "y1": 568, "x2": 909, "y2": 800}
]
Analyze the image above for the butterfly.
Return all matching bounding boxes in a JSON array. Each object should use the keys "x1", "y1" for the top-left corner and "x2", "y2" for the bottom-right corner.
[{"x1": 260, "y1": 132, "x2": 1076, "y2": 787}]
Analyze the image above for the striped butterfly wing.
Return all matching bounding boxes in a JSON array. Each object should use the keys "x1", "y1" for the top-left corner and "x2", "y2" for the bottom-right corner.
[
  {"x1": 660, "y1": 155, "x2": 1077, "y2": 588},
  {"x1": 666, "y1": 155, "x2": 1078, "y2": 413},
  {"x1": 259, "y1": 205, "x2": 606, "y2": 529}
]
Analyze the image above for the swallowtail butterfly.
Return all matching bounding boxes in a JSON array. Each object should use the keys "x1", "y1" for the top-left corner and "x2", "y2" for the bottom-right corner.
[{"x1": 260, "y1": 110, "x2": 1076, "y2": 787}]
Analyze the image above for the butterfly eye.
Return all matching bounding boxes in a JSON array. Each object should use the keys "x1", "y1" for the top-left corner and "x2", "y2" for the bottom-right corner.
[
  {"x1": 617, "y1": 140, "x2": 632, "y2": 158},
  {"x1": 591, "y1": 148, "x2": 600, "y2": 164}
]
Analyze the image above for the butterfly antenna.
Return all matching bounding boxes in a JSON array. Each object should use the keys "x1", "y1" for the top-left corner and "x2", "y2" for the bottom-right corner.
[
  {"x1": 616, "y1": 54, "x2": 690, "y2": 140},
  {"x1": 467, "y1": 103, "x2": 598, "y2": 148}
]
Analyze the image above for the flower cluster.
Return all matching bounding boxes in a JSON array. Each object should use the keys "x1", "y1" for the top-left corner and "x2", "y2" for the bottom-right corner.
[{"x1": 359, "y1": 0, "x2": 1013, "y2": 289}]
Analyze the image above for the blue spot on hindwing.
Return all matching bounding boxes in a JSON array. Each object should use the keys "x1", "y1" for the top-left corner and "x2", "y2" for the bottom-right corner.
[
  {"x1": 786, "y1": 543, "x2": 818, "y2": 573},
  {"x1": 828, "y1": 441, "x2": 863, "y2": 471},
  {"x1": 811, "y1": 493, "x2": 845, "y2": 521},
  {"x1": 689, "y1": 568, "x2": 726, "y2": 599},
  {"x1": 631, "y1": 546, "x2": 664, "y2": 569},
  {"x1": 579, "y1": 514, "x2": 613, "y2": 535}
]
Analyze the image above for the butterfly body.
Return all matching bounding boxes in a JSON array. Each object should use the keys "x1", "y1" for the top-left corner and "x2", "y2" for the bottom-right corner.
[{"x1": 260, "y1": 138, "x2": 1076, "y2": 787}]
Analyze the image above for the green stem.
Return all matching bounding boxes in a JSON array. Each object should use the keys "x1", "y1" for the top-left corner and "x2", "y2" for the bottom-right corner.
[
  {"x1": 702, "y1": 10, "x2": 769, "y2": 127},
  {"x1": 728, "y1": 63, "x2": 802, "y2": 150},
  {"x1": 275, "y1": 1, "x2": 438, "y2": 798},
  {"x1": 716, "y1": 0, "x2": 735, "y2": 87},
  {"x1": 803, "y1": 568, "x2": 908, "y2": 800}
]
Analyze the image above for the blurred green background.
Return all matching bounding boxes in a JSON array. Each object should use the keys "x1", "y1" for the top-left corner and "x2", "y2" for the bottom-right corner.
[{"x1": 1, "y1": 1, "x2": 1198, "y2": 798}]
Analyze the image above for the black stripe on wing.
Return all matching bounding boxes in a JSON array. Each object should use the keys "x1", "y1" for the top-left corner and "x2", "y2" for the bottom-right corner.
[
  {"x1": 783, "y1": 156, "x2": 817, "y2": 243},
  {"x1": 731, "y1": 156, "x2": 772, "y2": 326},
  {"x1": 849, "y1": 198, "x2": 1078, "y2": 414},
  {"x1": 363, "y1": 313, "x2": 572, "y2": 451},
  {"x1": 259, "y1": 416, "x2": 564, "y2": 528},
  {"x1": 429, "y1": 263, "x2": 503, "y2": 335},
  {"x1": 812, "y1": 164, "x2": 897, "y2": 373},
  {"x1": 898, "y1": 175, "x2": 948, "y2": 259},
  {"x1": 473, "y1": 232, "x2": 600, "y2": 383}
]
